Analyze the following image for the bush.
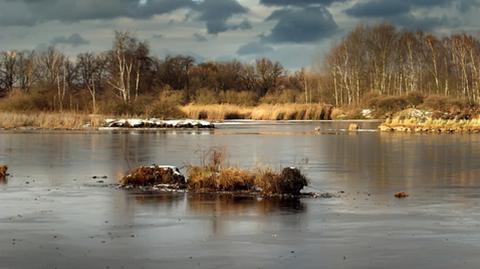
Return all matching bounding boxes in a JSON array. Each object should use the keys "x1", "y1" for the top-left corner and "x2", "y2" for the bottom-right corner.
[
  {"x1": 187, "y1": 149, "x2": 309, "y2": 195},
  {"x1": 261, "y1": 89, "x2": 300, "y2": 104},
  {"x1": 405, "y1": 92, "x2": 425, "y2": 107},
  {"x1": 0, "y1": 89, "x2": 51, "y2": 112},
  {"x1": 422, "y1": 95, "x2": 475, "y2": 113},
  {"x1": 363, "y1": 93, "x2": 417, "y2": 116},
  {"x1": 255, "y1": 167, "x2": 308, "y2": 195},
  {"x1": 145, "y1": 90, "x2": 186, "y2": 119},
  {"x1": 221, "y1": 90, "x2": 258, "y2": 106},
  {"x1": 194, "y1": 88, "x2": 220, "y2": 104},
  {"x1": 100, "y1": 96, "x2": 151, "y2": 116}
]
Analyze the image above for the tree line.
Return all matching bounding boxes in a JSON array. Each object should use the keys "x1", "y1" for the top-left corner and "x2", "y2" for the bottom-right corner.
[
  {"x1": 325, "y1": 23, "x2": 480, "y2": 106},
  {"x1": 0, "y1": 31, "x2": 315, "y2": 114},
  {"x1": 1, "y1": 24, "x2": 479, "y2": 115}
]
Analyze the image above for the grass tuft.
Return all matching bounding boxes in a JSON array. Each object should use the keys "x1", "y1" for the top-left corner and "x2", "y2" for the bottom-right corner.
[
  {"x1": 180, "y1": 103, "x2": 332, "y2": 121},
  {"x1": 0, "y1": 112, "x2": 105, "y2": 130},
  {"x1": 186, "y1": 149, "x2": 308, "y2": 195}
]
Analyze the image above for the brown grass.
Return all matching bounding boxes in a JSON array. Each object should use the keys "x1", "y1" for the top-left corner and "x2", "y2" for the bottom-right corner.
[
  {"x1": 379, "y1": 117, "x2": 480, "y2": 133},
  {"x1": 187, "y1": 149, "x2": 308, "y2": 195},
  {"x1": 120, "y1": 166, "x2": 186, "y2": 187},
  {"x1": 180, "y1": 103, "x2": 332, "y2": 121},
  {"x1": 180, "y1": 104, "x2": 251, "y2": 120},
  {"x1": 0, "y1": 112, "x2": 105, "y2": 129},
  {"x1": 254, "y1": 167, "x2": 309, "y2": 195}
]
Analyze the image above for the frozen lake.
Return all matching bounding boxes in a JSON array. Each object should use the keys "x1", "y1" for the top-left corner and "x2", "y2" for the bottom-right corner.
[{"x1": 2, "y1": 121, "x2": 480, "y2": 269}]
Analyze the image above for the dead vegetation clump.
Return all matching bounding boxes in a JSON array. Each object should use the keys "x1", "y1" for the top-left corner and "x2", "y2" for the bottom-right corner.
[
  {"x1": 0, "y1": 165, "x2": 8, "y2": 184},
  {"x1": 255, "y1": 167, "x2": 308, "y2": 195},
  {"x1": 394, "y1": 192, "x2": 409, "y2": 198},
  {"x1": 186, "y1": 149, "x2": 309, "y2": 195},
  {"x1": 120, "y1": 166, "x2": 186, "y2": 188},
  {"x1": 0, "y1": 112, "x2": 104, "y2": 129},
  {"x1": 0, "y1": 165, "x2": 8, "y2": 176},
  {"x1": 187, "y1": 166, "x2": 255, "y2": 192}
]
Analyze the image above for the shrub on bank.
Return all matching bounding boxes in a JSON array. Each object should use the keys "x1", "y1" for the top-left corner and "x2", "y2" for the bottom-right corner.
[
  {"x1": 0, "y1": 89, "x2": 51, "y2": 112},
  {"x1": 421, "y1": 95, "x2": 475, "y2": 113},
  {"x1": 261, "y1": 89, "x2": 301, "y2": 104},
  {"x1": 221, "y1": 90, "x2": 258, "y2": 106},
  {"x1": 145, "y1": 90, "x2": 186, "y2": 119}
]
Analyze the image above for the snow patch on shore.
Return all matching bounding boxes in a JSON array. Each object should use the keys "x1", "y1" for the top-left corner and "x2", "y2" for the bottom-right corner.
[{"x1": 103, "y1": 119, "x2": 214, "y2": 129}]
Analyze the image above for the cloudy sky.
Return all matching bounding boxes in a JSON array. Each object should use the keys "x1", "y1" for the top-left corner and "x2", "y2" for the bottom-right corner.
[{"x1": 0, "y1": 0, "x2": 479, "y2": 69}]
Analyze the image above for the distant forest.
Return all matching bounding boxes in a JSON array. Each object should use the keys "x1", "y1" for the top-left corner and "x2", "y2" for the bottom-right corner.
[{"x1": 0, "y1": 23, "x2": 479, "y2": 115}]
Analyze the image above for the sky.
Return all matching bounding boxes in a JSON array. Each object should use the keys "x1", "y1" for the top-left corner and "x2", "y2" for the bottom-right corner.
[{"x1": 0, "y1": 0, "x2": 479, "y2": 69}]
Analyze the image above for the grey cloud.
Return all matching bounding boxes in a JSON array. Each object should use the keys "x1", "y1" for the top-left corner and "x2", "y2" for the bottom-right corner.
[
  {"x1": 0, "y1": 0, "x2": 193, "y2": 23},
  {"x1": 0, "y1": 0, "x2": 251, "y2": 35},
  {"x1": 259, "y1": 0, "x2": 343, "y2": 6},
  {"x1": 345, "y1": 1, "x2": 411, "y2": 17},
  {"x1": 390, "y1": 14, "x2": 460, "y2": 31},
  {"x1": 263, "y1": 6, "x2": 337, "y2": 43},
  {"x1": 50, "y1": 33, "x2": 90, "y2": 47},
  {"x1": 346, "y1": 0, "x2": 472, "y2": 18},
  {"x1": 345, "y1": 0, "x2": 470, "y2": 31},
  {"x1": 237, "y1": 41, "x2": 274, "y2": 55},
  {"x1": 193, "y1": 33, "x2": 208, "y2": 42},
  {"x1": 193, "y1": 0, "x2": 249, "y2": 34}
]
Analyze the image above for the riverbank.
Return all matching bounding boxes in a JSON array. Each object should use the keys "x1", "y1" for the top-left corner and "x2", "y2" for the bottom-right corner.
[
  {"x1": 379, "y1": 109, "x2": 480, "y2": 133},
  {"x1": 0, "y1": 104, "x2": 332, "y2": 129},
  {"x1": 0, "y1": 112, "x2": 105, "y2": 130}
]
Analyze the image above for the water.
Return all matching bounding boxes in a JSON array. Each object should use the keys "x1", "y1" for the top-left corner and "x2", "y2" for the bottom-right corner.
[{"x1": 1, "y1": 121, "x2": 480, "y2": 268}]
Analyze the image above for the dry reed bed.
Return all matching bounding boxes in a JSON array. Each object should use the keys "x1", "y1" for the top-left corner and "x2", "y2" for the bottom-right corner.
[
  {"x1": 180, "y1": 104, "x2": 333, "y2": 121},
  {"x1": 379, "y1": 118, "x2": 480, "y2": 133},
  {"x1": 120, "y1": 149, "x2": 309, "y2": 196},
  {"x1": 0, "y1": 112, "x2": 105, "y2": 130},
  {"x1": 186, "y1": 149, "x2": 308, "y2": 195}
]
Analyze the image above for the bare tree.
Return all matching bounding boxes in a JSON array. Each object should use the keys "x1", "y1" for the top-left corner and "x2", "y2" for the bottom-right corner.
[{"x1": 77, "y1": 52, "x2": 106, "y2": 113}]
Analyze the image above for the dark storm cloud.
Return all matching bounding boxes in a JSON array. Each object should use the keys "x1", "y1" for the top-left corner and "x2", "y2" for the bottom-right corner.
[
  {"x1": 262, "y1": 6, "x2": 337, "y2": 43},
  {"x1": 0, "y1": 0, "x2": 251, "y2": 35},
  {"x1": 345, "y1": 1, "x2": 410, "y2": 17},
  {"x1": 259, "y1": 0, "x2": 342, "y2": 6},
  {"x1": 50, "y1": 33, "x2": 90, "y2": 47},
  {"x1": 345, "y1": 0, "x2": 476, "y2": 31},
  {"x1": 346, "y1": 0, "x2": 472, "y2": 18},
  {"x1": 0, "y1": 0, "x2": 193, "y2": 25},
  {"x1": 237, "y1": 41, "x2": 274, "y2": 55},
  {"x1": 193, "y1": 0, "x2": 249, "y2": 34}
]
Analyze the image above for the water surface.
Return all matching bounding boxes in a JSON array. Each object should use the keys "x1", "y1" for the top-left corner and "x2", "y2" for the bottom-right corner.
[{"x1": 1, "y1": 121, "x2": 480, "y2": 269}]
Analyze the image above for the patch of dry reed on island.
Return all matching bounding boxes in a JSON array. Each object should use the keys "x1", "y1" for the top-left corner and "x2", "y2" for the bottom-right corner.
[
  {"x1": 180, "y1": 103, "x2": 333, "y2": 121},
  {"x1": 379, "y1": 118, "x2": 480, "y2": 133},
  {"x1": 0, "y1": 112, "x2": 105, "y2": 130},
  {"x1": 120, "y1": 149, "x2": 309, "y2": 196}
]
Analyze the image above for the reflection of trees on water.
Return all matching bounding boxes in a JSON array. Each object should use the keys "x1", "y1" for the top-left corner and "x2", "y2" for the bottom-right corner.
[{"x1": 327, "y1": 133, "x2": 480, "y2": 194}]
